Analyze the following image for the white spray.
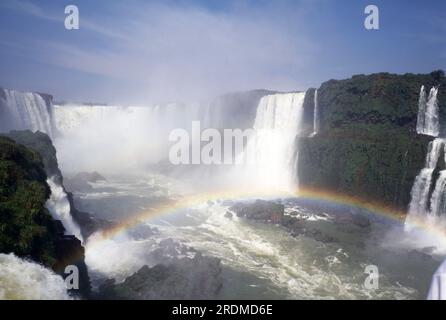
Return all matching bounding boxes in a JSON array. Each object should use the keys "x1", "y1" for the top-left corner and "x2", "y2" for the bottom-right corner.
[
  {"x1": 45, "y1": 177, "x2": 83, "y2": 243},
  {"x1": 0, "y1": 253, "x2": 71, "y2": 300}
]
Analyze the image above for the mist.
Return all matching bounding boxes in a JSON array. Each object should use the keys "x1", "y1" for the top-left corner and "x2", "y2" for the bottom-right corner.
[{"x1": 53, "y1": 103, "x2": 202, "y2": 174}]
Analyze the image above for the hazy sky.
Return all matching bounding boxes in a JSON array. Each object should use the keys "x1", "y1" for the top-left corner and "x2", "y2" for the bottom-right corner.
[{"x1": 0, "y1": 0, "x2": 445, "y2": 104}]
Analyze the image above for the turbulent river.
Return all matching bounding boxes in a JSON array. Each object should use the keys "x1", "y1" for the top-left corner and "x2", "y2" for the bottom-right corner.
[{"x1": 72, "y1": 173, "x2": 444, "y2": 300}]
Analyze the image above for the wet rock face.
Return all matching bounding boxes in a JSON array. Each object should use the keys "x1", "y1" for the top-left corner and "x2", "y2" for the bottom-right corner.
[
  {"x1": 332, "y1": 211, "x2": 371, "y2": 229},
  {"x1": 52, "y1": 226, "x2": 91, "y2": 297},
  {"x1": 229, "y1": 200, "x2": 285, "y2": 223},
  {"x1": 228, "y1": 200, "x2": 344, "y2": 244},
  {"x1": 5, "y1": 130, "x2": 63, "y2": 183},
  {"x1": 66, "y1": 191, "x2": 112, "y2": 240},
  {"x1": 98, "y1": 253, "x2": 223, "y2": 300},
  {"x1": 298, "y1": 71, "x2": 446, "y2": 212}
]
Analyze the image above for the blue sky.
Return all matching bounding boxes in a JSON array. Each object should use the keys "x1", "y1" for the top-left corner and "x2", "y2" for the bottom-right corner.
[{"x1": 0, "y1": 0, "x2": 445, "y2": 104}]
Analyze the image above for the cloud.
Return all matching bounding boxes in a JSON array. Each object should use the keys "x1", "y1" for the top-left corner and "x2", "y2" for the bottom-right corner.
[
  {"x1": 0, "y1": 0, "x2": 59, "y2": 21},
  {"x1": 1, "y1": 1, "x2": 317, "y2": 103},
  {"x1": 0, "y1": 0, "x2": 128, "y2": 39}
]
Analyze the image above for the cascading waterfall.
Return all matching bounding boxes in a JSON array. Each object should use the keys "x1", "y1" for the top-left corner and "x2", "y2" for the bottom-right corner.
[
  {"x1": 407, "y1": 139, "x2": 445, "y2": 227},
  {"x1": 430, "y1": 170, "x2": 446, "y2": 218},
  {"x1": 406, "y1": 138, "x2": 446, "y2": 232},
  {"x1": 53, "y1": 92, "x2": 306, "y2": 190},
  {"x1": 310, "y1": 89, "x2": 319, "y2": 137},
  {"x1": 0, "y1": 88, "x2": 54, "y2": 137},
  {"x1": 416, "y1": 86, "x2": 427, "y2": 133},
  {"x1": 407, "y1": 86, "x2": 446, "y2": 233},
  {"x1": 240, "y1": 92, "x2": 305, "y2": 191},
  {"x1": 45, "y1": 177, "x2": 83, "y2": 243},
  {"x1": 416, "y1": 86, "x2": 439, "y2": 137}
]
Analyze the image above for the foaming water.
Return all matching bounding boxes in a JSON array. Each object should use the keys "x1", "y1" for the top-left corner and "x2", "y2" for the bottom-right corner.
[
  {"x1": 45, "y1": 177, "x2": 83, "y2": 242},
  {"x1": 156, "y1": 202, "x2": 420, "y2": 299},
  {"x1": 0, "y1": 254, "x2": 71, "y2": 300},
  {"x1": 79, "y1": 176, "x2": 440, "y2": 299},
  {"x1": 85, "y1": 232, "x2": 153, "y2": 283}
]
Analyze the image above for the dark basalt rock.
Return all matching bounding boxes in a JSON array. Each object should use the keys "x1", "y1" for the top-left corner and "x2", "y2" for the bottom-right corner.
[
  {"x1": 52, "y1": 226, "x2": 91, "y2": 297},
  {"x1": 6, "y1": 130, "x2": 63, "y2": 183},
  {"x1": 98, "y1": 253, "x2": 223, "y2": 300},
  {"x1": 229, "y1": 199, "x2": 284, "y2": 224},
  {"x1": 284, "y1": 218, "x2": 337, "y2": 243},
  {"x1": 228, "y1": 200, "x2": 340, "y2": 243},
  {"x1": 66, "y1": 191, "x2": 113, "y2": 240},
  {"x1": 224, "y1": 211, "x2": 233, "y2": 219},
  {"x1": 333, "y1": 211, "x2": 371, "y2": 228}
]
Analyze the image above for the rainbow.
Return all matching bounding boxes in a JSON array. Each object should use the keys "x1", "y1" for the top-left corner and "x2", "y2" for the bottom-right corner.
[{"x1": 85, "y1": 186, "x2": 446, "y2": 248}]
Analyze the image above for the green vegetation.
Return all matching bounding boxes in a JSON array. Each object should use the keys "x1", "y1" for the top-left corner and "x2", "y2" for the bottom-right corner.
[
  {"x1": 0, "y1": 133, "x2": 91, "y2": 296},
  {"x1": 298, "y1": 71, "x2": 445, "y2": 211},
  {"x1": 0, "y1": 136, "x2": 58, "y2": 264},
  {"x1": 318, "y1": 71, "x2": 445, "y2": 132},
  {"x1": 6, "y1": 130, "x2": 63, "y2": 179}
]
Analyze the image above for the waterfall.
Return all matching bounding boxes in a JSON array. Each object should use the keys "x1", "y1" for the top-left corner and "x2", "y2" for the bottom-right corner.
[
  {"x1": 430, "y1": 170, "x2": 446, "y2": 217},
  {"x1": 310, "y1": 89, "x2": 320, "y2": 137},
  {"x1": 416, "y1": 86, "x2": 427, "y2": 133},
  {"x1": 406, "y1": 138, "x2": 446, "y2": 230},
  {"x1": 416, "y1": 86, "x2": 439, "y2": 137},
  {"x1": 407, "y1": 84, "x2": 445, "y2": 233},
  {"x1": 0, "y1": 88, "x2": 54, "y2": 137},
  {"x1": 240, "y1": 92, "x2": 305, "y2": 191},
  {"x1": 313, "y1": 89, "x2": 320, "y2": 135},
  {"x1": 45, "y1": 177, "x2": 83, "y2": 243}
]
